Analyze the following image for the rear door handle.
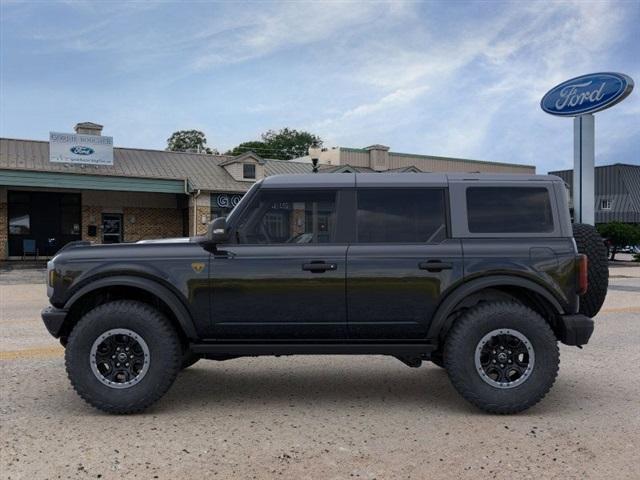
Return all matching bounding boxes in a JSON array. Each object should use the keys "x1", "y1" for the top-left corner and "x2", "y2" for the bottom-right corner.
[
  {"x1": 302, "y1": 262, "x2": 337, "y2": 273},
  {"x1": 418, "y1": 261, "x2": 453, "y2": 272}
]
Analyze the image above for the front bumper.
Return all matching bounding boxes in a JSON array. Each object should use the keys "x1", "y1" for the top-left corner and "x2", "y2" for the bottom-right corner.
[
  {"x1": 558, "y1": 314, "x2": 594, "y2": 346},
  {"x1": 41, "y1": 306, "x2": 68, "y2": 338}
]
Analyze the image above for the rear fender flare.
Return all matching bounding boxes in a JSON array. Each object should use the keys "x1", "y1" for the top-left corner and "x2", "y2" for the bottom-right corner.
[
  {"x1": 427, "y1": 275, "x2": 565, "y2": 340},
  {"x1": 64, "y1": 275, "x2": 198, "y2": 339}
]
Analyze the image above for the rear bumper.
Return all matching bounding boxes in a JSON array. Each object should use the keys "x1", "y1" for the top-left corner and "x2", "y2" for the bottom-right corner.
[
  {"x1": 41, "y1": 306, "x2": 68, "y2": 338},
  {"x1": 558, "y1": 314, "x2": 594, "y2": 346}
]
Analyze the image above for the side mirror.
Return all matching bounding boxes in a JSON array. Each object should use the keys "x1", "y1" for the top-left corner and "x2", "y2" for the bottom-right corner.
[{"x1": 207, "y1": 217, "x2": 229, "y2": 244}]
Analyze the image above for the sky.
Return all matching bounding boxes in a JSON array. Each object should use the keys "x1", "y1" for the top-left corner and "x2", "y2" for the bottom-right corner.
[{"x1": 1, "y1": 0, "x2": 638, "y2": 173}]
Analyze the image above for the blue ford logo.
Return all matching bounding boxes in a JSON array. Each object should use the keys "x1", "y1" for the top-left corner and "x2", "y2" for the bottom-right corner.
[
  {"x1": 541, "y1": 72, "x2": 633, "y2": 116},
  {"x1": 70, "y1": 146, "x2": 95, "y2": 155}
]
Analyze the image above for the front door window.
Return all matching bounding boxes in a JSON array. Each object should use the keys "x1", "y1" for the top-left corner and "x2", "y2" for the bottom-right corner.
[{"x1": 236, "y1": 190, "x2": 336, "y2": 244}]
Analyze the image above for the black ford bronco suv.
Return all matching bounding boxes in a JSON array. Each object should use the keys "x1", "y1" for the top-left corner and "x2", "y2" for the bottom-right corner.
[{"x1": 42, "y1": 173, "x2": 608, "y2": 414}]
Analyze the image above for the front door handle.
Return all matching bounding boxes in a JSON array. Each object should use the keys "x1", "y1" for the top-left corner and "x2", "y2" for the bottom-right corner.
[
  {"x1": 418, "y1": 261, "x2": 453, "y2": 272},
  {"x1": 302, "y1": 262, "x2": 337, "y2": 273}
]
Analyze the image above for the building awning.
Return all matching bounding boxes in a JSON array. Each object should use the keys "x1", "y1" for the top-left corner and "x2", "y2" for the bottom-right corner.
[{"x1": 0, "y1": 169, "x2": 187, "y2": 194}]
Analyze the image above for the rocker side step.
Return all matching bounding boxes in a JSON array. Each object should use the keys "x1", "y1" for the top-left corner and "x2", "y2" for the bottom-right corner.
[{"x1": 190, "y1": 342, "x2": 437, "y2": 356}]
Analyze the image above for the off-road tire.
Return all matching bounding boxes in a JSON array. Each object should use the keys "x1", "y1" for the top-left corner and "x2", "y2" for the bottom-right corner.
[
  {"x1": 65, "y1": 300, "x2": 182, "y2": 414},
  {"x1": 181, "y1": 350, "x2": 200, "y2": 369},
  {"x1": 444, "y1": 301, "x2": 559, "y2": 414},
  {"x1": 573, "y1": 223, "x2": 609, "y2": 317}
]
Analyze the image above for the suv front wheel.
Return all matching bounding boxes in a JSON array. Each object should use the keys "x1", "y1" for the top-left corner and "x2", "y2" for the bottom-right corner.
[
  {"x1": 65, "y1": 300, "x2": 182, "y2": 414},
  {"x1": 444, "y1": 301, "x2": 559, "y2": 414}
]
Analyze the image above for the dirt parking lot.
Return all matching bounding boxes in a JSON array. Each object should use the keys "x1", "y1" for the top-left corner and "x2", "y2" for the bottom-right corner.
[{"x1": 1, "y1": 262, "x2": 640, "y2": 479}]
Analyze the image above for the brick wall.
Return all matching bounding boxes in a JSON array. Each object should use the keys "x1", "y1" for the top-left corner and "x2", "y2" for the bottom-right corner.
[
  {"x1": 188, "y1": 206, "x2": 210, "y2": 236},
  {"x1": 123, "y1": 207, "x2": 183, "y2": 242},
  {"x1": 82, "y1": 205, "x2": 183, "y2": 244},
  {"x1": 81, "y1": 205, "x2": 103, "y2": 243}
]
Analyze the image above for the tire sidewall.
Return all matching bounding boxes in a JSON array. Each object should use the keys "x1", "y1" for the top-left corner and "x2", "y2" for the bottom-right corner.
[
  {"x1": 66, "y1": 301, "x2": 180, "y2": 410},
  {"x1": 445, "y1": 304, "x2": 559, "y2": 409}
]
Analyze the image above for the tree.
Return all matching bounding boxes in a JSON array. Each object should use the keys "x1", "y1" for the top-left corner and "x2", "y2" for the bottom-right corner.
[
  {"x1": 167, "y1": 130, "x2": 217, "y2": 154},
  {"x1": 260, "y1": 128, "x2": 322, "y2": 160},
  {"x1": 225, "y1": 141, "x2": 268, "y2": 157},
  {"x1": 226, "y1": 128, "x2": 322, "y2": 160},
  {"x1": 596, "y1": 222, "x2": 640, "y2": 260}
]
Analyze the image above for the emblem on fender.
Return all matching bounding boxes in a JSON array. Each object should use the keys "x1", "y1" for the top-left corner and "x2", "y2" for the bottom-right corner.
[{"x1": 191, "y1": 262, "x2": 205, "y2": 273}]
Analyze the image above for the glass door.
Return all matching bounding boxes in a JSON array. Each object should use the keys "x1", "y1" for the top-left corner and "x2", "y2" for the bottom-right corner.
[{"x1": 102, "y1": 213, "x2": 123, "y2": 243}]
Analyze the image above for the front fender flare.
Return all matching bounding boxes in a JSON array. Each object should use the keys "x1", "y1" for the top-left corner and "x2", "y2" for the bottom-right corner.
[
  {"x1": 427, "y1": 275, "x2": 565, "y2": 340},
  {"x1": 64, "y1": 275, "x2": 198, "y2": 339}
]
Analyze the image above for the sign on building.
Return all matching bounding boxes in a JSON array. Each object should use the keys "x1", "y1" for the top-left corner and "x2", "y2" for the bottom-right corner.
[
  {"x1": 49, "y1": 132, "x2": 114, "y2": 165},
  {"x1": 214, "y1": 193, "x2": 243, "y2": 208}
]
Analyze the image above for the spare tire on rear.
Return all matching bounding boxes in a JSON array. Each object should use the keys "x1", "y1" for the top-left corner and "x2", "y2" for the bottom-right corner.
[{"x1": 572, "y1": 223, "x2": 609, "y2": 317}]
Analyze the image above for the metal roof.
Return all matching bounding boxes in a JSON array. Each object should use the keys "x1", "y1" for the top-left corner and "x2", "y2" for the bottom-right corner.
[
  {"x1": 0, "y1": 137, "x2": 310, "y2": 193},
  {"x1": 549, "y1": 164, "x2": 640, "y2": 223},
  {"x1": 1, "y1": 136, "x2": 546, "y2": 195}
]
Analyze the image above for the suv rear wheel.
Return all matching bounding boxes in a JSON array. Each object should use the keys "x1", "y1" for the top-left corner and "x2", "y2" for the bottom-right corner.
[
  {"x1": 444, "y1": 301, "x2": 559, "y2": 414},
  {"x1": 65, "y1": 300, "x2": 182, "y2": 414}
]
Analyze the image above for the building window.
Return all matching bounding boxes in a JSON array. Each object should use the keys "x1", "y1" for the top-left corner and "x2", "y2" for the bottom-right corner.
[
  {"x1": 8, "y1": 192, "x2": 30, "y2": 234},
  {"x1": 243, "y1": 163, "x2": 256, "y2": 179},
  {"x1": 600, "y1": 199, "x2": 612, "y2": 210}
]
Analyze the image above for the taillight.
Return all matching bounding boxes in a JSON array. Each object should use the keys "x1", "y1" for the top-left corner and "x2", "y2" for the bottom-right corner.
[{"x1": 577, "y1": 254, "x2": 588, "y2": 295}]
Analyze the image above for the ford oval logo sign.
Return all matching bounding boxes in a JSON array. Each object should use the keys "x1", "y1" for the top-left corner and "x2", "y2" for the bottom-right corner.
[
  {"x1": 541, "y1": 72, "x2": 633, "y2": 116},
  {"x1": 70, "y1": 145, "x2": 95, "y2": 155}
]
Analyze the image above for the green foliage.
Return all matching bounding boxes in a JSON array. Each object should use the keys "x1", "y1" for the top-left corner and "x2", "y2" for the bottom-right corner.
[
  {"x1": 597, "y1": 222, "x2": 640, "y2": 260},
  {"x1": 167, "y1": 130, "x2": 216, "y2": 154},
  {"x1": 226, "y1": 128, "x2": 322, "y2": 160},
  {"x1": 225, "y1": 141, "x2": 269, "y2": 157}
]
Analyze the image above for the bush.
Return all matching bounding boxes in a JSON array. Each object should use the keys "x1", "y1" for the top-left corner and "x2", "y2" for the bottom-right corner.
[{"x1": 596, "y1": 222, "x2": 640, "y2": 260}]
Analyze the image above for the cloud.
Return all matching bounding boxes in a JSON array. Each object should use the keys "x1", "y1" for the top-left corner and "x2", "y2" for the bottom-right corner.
[
  {"x1": 190, "y1": 2, "x2": 407, "y2": 71},
  {"x1": 308, "y1": 0, "x2": 637, "y2": 170},
  {"x1": 1, "y1": 0, "x2": 637, "y2": 169}
]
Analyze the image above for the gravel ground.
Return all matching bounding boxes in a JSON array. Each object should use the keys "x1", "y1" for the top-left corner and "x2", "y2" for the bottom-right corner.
[{"x1": 1, "y1": 264, "x2": 639, "y2": 479}]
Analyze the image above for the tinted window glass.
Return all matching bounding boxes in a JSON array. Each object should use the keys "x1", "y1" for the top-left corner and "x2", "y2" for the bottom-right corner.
[
  {"x1": 356, "y1": 189, "x2": 446, "y2": 243},
  {"x1": 237, "y1": 190, "x2": 336, "y2": 244},
  {"x1": 467, "y1": 187, "x2": 554, "y2": 233},
  {"x1": 243, "y1": 163, "x2": 256, "y2": 179},
  {"x1": 8, "y1": 192, "x2": 30, "y2": 235}
]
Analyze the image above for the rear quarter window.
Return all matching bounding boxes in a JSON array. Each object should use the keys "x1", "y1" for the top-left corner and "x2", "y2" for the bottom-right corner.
[{"x1": 466, "y1": 187, "x2": 554, "y2": 233}]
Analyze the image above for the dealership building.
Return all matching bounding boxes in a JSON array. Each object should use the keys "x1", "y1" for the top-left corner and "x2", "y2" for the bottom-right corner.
[
  {"x1": 0, "y1": 122, "x2": 535, "y2": 260},
  {"x1": 549, "y1": 163, "x2": 640, "y2": 224}
]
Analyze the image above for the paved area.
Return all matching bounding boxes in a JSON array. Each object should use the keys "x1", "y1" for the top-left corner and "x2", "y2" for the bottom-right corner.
[{"x1": 1, "y1": 264, "x2": 639, "y2": 479}]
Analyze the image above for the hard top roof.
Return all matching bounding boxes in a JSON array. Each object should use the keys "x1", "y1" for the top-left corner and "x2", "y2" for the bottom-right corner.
[{"x1": 260, "y1": 172, "x2": 562, "y2": 188}]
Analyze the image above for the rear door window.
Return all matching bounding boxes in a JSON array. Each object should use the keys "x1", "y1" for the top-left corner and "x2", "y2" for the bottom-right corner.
[
  {"x1": 356, "y1": 189, "x2": 447, "y2": 243},
  {"x1": 466, "y1": 187, "x2": 554, "y2": 233}
]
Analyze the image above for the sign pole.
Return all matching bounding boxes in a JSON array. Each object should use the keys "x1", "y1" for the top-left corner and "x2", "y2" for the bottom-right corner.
[{"x1": 573, "y1": 114, "x2": 595, "y2": 225}]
